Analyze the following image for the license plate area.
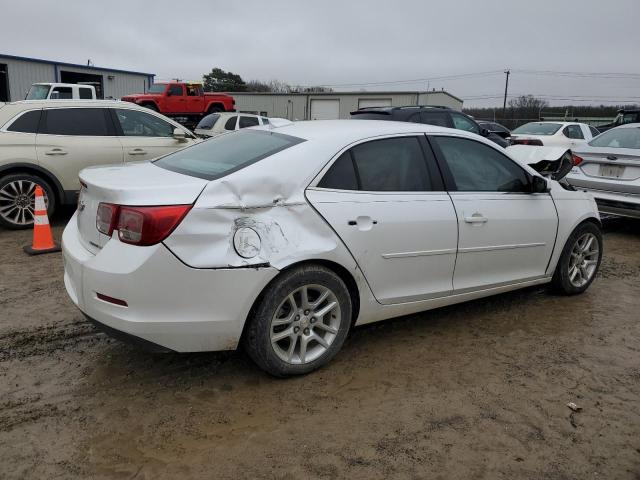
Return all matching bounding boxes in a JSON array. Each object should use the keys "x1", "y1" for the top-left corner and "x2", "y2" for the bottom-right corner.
[{"x1": 599, "y1": 164, "x2": 625, "y2": 178}]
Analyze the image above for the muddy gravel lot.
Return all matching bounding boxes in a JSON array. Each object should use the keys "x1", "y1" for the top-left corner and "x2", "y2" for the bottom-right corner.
[{"x1": 1, "y1": 209, "x2": 639, "y2": 479}]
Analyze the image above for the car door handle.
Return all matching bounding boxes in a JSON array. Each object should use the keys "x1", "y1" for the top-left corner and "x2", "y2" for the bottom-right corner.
[
  {"x1": 464, "y1": 213, "x2": 488, "y2": 224},
  {"x1": 128, "y1": 149, "x2": 147, "y2": 155},
  {"x1": 348, "y1": 217, "x2": 378, "y2": 231},
  {"x1": 44, "y1": 148, "x2": 67, "y2": 155}
]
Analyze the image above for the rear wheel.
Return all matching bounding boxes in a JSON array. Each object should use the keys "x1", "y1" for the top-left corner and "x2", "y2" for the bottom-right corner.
[
  {"x1": 551, "y1": 222, "x2": 602, "y2": 294},
  {"x1": 0, "y1": 174, "x2": 56, "y2": 229},
  {"x1": 244, "y1": 265, "x2": 352, "y2": 377}
]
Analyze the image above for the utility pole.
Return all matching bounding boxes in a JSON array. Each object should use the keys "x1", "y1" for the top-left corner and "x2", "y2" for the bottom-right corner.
[{"x1": 502, "y1": 69, "x2": 510, "y2": 116}]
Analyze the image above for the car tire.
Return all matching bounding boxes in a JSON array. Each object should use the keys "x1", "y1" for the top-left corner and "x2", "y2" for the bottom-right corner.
[
  {"x1": 551, "y1": 221, "x2": 602, "y2": 295},
  {"x1": 207, "y1": 105, "x2": 223, "y2": 114},
  {"x1": 0, "y1": 174, "x2": 56, "y2": 230},
  {"x1": 143, "y1": 103, "x2": 158, "y2": 112},
  {"x1": 243, "y1": 264, "x2": 352, "y2": 377}
]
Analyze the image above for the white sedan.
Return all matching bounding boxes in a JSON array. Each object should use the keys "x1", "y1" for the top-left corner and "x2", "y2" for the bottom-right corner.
[
  {"x1": 510, "y1": 121, "x2": 600, "y2": 148},
  {"x1": 62, "y1": 121, "x2": 602, "y2": 376}
]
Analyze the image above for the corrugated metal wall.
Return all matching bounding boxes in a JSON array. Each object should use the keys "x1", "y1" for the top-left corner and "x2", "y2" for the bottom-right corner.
[
  {"x1": 232, "y1": 92, "x2": 463, "y2": 120},
  {"x1": 0, "y1": 56, "x2": 151, "y2": 101}
]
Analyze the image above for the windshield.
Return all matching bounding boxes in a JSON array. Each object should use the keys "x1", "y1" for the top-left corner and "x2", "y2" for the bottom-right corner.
[
  {"x1": 589, "y1": 127, "x2": 640, "y2": 149},
  {"x1": 147, "y1": 84, "x2": 166, "y2": 94},
  {"x1": 155, "y1": 130, "x2": 305, "y2": 180},
  {"x1": 26, "y1": 85, "x2": 51, "y2": 100},
  {"x1": 512, "y1": 123, "x2": 562, "y2": 135}
]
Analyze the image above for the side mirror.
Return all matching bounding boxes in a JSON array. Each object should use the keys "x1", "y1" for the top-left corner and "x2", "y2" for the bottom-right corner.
[
  {"x1": 480, "y1": 128, "x2": 490, "y2": 137},
  {"x1": 172, "y1": 128, "x2": 188, "y2": 142},
  {"x1": 531, "y1": 176, "x2": 549, "y2": 193}
]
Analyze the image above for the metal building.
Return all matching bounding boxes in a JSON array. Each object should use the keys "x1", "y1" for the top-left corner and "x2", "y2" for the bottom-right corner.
[
  {"x1": 229, "y1": 90, "x2": 463, "y2": 120},
  {"x1": 0, "y1": 53, "x2": 154, "y2": 102}
]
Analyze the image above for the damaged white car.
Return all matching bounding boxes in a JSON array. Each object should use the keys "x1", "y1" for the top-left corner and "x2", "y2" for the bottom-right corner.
[{"x1": 62, "y1": 121, "x2": 603, "y2": 376}]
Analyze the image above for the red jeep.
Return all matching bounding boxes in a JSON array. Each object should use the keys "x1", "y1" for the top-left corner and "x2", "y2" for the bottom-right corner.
[{"x1": 121, "y1": 82, "x2": 235, "y2": 125}]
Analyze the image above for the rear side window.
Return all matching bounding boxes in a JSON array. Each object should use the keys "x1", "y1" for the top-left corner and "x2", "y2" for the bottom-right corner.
[
  {"x1": 318, "y1": 152, "x2": 359, "y2": 190},
  {"x1": 40, "y1": 108, "x2": 111, "y2": 136},
  {"x1": 155, "y1": 130, "x2": 305, "y2": 180},
  {"x1": 168, "y1": 84, "x2": 183, "y2": 96},
  {"x1": 319, "y1": 137, "x2": 431, "y2": 192},
  {"x1": 421, "y1": 111, "x2": 451, "y2": 128},
  {"x1": 224, "y1": 116, "x2": 238, "y2": 130},
  {"x1": 564, "y1": 125, "x2": 584, "y2": 139},
  {"x1": 433, "y1": 136, "x2": 529, "y2": 192},
  {"x1": 7, "y1": 110, "x2": 41, "y2": 133},
  {"x1": 239, "y1": 116, "x2": 260, "y2": 128},
  {"x1": 589, "y1": 126, "x2": 600, "y2": 137},
  {"x1": 79, "y1": 88, "x2": 93, "y2": 99}
]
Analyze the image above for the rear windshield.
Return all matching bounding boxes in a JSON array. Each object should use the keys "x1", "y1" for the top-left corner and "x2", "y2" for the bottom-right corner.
[
  {"x1": 589, "y1": 127, "x2": 640, "y2": 149},
  {"x1": 196, "y1": 113, "x2": 220, "y2": 130},
  {"x1": 155, "y1": 130, "x2": 305, "y2": 180},
  {"x1": 512, "y1": 123, "x2": 562, "y2": 135}
]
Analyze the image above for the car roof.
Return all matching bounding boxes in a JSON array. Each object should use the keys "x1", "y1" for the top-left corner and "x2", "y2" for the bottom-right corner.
[
  {"x1": 611, "y1": 122, "x2": 640, "y2": 129},
  {"x1": 518, "y1": 121, "x2": 588, "y2": 127},
  {"x1": 268, "y1": 119, "x2": 457, "y2": 143}
]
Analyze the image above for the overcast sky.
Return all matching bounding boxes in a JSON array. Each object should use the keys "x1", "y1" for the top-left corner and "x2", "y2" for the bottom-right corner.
[{"x1": 2, "y1": 0, "x2": 639, "y2": 107}]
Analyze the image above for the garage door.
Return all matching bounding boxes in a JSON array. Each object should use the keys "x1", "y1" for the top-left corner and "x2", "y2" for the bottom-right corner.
[
  {"x1": 310, "y1": 99, "x2": 340, "y2": 120},
  {"x1": 358, "y1": 98, "x2": 392, "y2": 109}
]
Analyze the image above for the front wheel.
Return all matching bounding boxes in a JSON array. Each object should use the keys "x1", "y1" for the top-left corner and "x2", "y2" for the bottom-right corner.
[
  {"x1": 551, "y1": 222, "x2": 603, "y2": 295},
  {"x1": 243, "y1": 265, "x2": 352, "y2": 377}
]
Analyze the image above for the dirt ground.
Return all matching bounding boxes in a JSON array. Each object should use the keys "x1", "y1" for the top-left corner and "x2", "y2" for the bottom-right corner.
[{"x1": 1, "y1": 208, "x2": 639, "y2": 480}]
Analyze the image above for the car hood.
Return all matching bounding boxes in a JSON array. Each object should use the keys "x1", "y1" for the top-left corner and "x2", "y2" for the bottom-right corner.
[{"x1": 507, "y1": 145, "x2": 574, "y2": 180}]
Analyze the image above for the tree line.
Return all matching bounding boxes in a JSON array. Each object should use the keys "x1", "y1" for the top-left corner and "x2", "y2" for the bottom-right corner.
[
  {"x1": 464, "y1": 95, "x2": 638, "y2": 129},
  {"x1": 202, "y1": 68, "x2": 331, "y2": 93}
]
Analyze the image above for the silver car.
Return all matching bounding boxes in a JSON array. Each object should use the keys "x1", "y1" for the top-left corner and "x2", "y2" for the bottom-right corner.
[{"x1": 566, "y1": 123, "x2": 640, "y2": 218}]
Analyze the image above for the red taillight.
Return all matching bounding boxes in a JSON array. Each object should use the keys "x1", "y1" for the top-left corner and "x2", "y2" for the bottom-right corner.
[
  {"x1": 96, "y1": 203, "x2": 119, "y2": 236},
  {"x1": 572, "y1": 154, "x2": 583, "y2": 166},
  {"x1": 117, "y1": 205, "x2": 192, "y2": 246},
  {"x1": 96, "y1": 203, "x2": 191, "y2": 245}
]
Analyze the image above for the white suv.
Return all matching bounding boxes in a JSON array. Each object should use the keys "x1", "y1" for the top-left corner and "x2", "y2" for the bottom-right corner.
[
  {"x1": 194, "y1": 112, "x2": 270, "y2": 138},
  {"x1": 0, "y1": 100, "x2": 198, "y2": 229}
]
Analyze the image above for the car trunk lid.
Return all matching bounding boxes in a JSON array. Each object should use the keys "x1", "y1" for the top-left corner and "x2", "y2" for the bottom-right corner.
[{"x1": 76, "y1": 161, "x2": 207, "y2": 252}]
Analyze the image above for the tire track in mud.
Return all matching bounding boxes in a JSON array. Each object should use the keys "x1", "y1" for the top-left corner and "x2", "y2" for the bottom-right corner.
[{"x1": 0, "y1": 320, "x2": 104, "y2": 362}]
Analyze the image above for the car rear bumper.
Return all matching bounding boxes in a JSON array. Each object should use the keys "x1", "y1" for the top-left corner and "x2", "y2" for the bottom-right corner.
[
  {"x1": 62, "y1": 215, "x2": 279, "y2": 352},
  {"x1": 569, "y1": 186, "x2": 640, "y2": 219}
]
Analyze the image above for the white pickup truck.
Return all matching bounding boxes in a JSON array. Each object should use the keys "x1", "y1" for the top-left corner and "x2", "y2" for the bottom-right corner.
[{"x1": 25, "y1": 83, "x2": 97, "y2": 100}]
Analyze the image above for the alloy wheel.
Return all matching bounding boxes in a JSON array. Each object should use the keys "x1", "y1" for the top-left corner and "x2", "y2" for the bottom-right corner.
[
  {"x1": 270, "y1": 284, "x2": 342, "y2": 364},
  {"x1": 0, "y1": 180, "x2": 49, "y2": 227},
  {"x1": 568, "y1": 232, "x2": 599, "y2": 288}
]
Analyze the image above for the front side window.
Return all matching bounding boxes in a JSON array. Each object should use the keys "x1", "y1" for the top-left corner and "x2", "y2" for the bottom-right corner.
[
  {"x1": 261, "y1": 117, "x2": 270, "y2": 125},
  {"x1": 224, "y1": 116, "x2": 238, "y2": 130},
  {"x1": 155, "y1": 130, "x2": 305, "y2": 180},
  {"x1": 451, "y1": 113, "x2": 480, "y2": 134},
  {"x1": 40, "y1": 108, "x2": 111, "y2": 136},
  {"x1": 168, "y1": 84, "x2": 183, "y2": 96},
  {"x1": 7, "y1": 110, "x2": 41, "y2": 133},
  {"x1": 239, "y1": 116, "x2": 260, "y2": 128},
  {"x1": 589, "y1": 127, "x2": 640, "y2": 149},
  {"x1": 114, "y1": 108, "x2": 174, "y2": 137},
  {"x1": 563, "y1": 125, "x2": 584, "y2": 139},
  {"x1": 319, "y1": 137, "x2": 431, "y2": 192},
  {"x1": 433, "y1": 136, "x2": 529, "y2": 192}
]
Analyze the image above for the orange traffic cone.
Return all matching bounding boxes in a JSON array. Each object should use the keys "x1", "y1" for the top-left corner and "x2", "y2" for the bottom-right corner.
[{"x1": 23, "y1": 185, "x2": 61, "y2": 255}]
